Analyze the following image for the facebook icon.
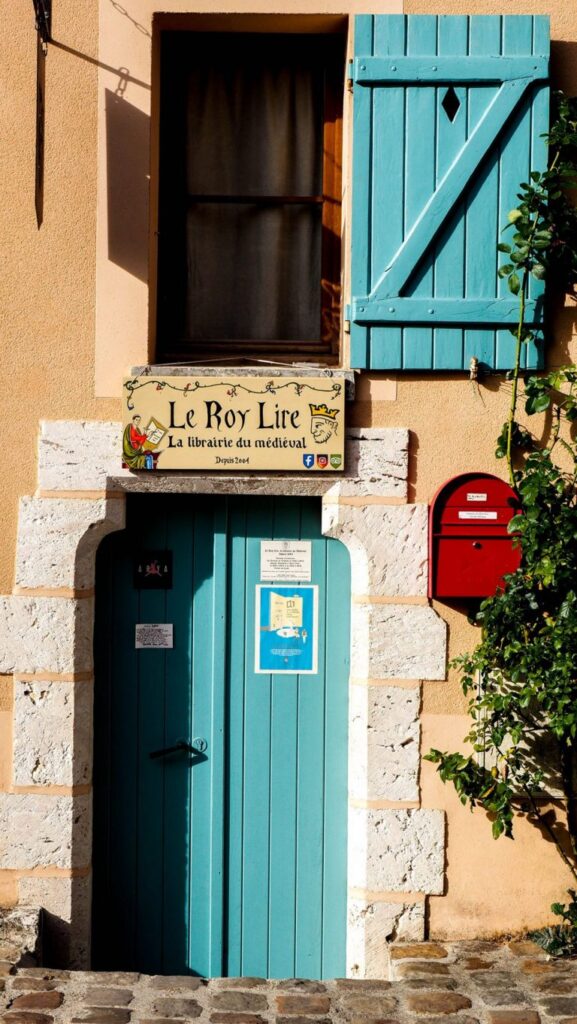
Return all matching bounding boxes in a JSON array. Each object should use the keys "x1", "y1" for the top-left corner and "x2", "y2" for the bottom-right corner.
[{"x1": 303, "y1": 454, "x2": 314, "y2": 469}]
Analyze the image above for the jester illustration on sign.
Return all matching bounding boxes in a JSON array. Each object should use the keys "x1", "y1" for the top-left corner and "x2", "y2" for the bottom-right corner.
[{"x1": 309, "y1": 403, "x2": 340, "y2": 445}]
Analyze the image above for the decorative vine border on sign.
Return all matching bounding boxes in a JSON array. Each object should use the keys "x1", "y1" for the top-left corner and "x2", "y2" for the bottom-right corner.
[{"x1": 124, "y1": 378, "x2": 343, "y2": 411}]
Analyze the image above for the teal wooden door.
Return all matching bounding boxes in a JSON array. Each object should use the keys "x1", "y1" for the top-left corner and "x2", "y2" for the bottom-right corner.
[{"x1": 92, "y1": 495, "x2": 350, "y2": 979}]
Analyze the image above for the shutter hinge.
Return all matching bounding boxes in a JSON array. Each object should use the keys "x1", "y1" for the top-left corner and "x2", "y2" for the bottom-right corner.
[
  {"x1": 344, "y1": 319, "x2": 351, "y2": 334},
  {"x1": 347, "y1": 59, "x2": 354, "y2": 93}
]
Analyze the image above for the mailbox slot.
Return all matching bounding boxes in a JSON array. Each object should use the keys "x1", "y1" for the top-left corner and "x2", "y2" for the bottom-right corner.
[{"x1": 429, "y1": 473, "x2": 521, "y2": 599}]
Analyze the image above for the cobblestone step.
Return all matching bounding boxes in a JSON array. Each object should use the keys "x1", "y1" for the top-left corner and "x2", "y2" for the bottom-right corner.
[{"x1": 1, "y1": 941, "x2": 576, "y2": 1024}]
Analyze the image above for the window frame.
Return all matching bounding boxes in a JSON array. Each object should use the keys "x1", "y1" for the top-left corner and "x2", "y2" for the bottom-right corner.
[{"x1": 150, "y1": 15, "x2": 346, "y2": 367}]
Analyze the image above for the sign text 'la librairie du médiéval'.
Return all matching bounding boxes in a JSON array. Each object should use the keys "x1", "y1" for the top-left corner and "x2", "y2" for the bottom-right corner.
[{"x1": 122, "y1": 376, "x2": 346, "y2": 472}]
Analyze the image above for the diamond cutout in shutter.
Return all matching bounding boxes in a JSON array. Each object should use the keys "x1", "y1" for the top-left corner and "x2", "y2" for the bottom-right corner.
[{"x1": 441, "y1": 86, "x2": 460, "y2": 123}]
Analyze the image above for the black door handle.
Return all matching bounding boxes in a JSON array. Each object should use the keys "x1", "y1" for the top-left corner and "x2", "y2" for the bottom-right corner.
[{"x1": 149, "y1": 739, "x2": 206, "y2": 760}]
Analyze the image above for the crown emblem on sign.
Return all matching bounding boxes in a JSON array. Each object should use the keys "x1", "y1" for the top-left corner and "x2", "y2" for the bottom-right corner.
[{"x1": 309, "y1": 403, "x2": 339, "y2": 419}]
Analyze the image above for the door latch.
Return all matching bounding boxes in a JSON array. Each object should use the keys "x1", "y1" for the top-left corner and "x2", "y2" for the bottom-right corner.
[{"x1": 149, "y1": 738, "x2": 207, "y2": 760}]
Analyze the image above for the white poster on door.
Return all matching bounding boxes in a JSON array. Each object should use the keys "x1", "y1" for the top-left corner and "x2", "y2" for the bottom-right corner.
[{"x1": 260, "y1": 540, "x2": 312, "y2": 581}]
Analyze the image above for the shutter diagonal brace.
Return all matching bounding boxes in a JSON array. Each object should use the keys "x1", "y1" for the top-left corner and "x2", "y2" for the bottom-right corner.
[{"x1": 363, "y1": 76, "x2": 535, "y2": 306}]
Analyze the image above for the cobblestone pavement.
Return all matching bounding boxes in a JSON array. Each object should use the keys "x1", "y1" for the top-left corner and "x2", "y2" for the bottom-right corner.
[{"x1": 1, "y1": 941, "x2": 577, "y2": 1024}]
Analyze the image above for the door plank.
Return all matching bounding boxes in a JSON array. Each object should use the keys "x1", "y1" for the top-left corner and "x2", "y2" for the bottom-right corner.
[{"x1": 162, "y1": 499, "x2": 194, "y2": 973}]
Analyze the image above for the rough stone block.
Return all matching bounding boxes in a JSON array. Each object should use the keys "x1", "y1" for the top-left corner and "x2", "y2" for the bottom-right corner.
[
  {"x1": 351, "y1": 603, "x2": 446, "y2": 680},
  {"x1": 327, "y1": 428, "x2": 409, "y2": 498},
  {"x1": 212, "y1": 992, "x2": 268, "y2": 1012},
  {"x1": 38, "y1": 421, "x2": 124, "y2": 492},
  {"x1": 323, "y1": 504, "x2": 428, "y2": 596},
  {"x1": 275, "y1": 995, "x2": 331, "y2": 1013},
  {"x1": 487, "y1": 1014, "x2": 541, "y2": 1024},
  {"x1": 395, "y1": 962, "x2": 450, "y2": 977},
  {"x1": 540, "y1": 999, "x2": 577, "y2": 1015},
  {"x1": 14, "y1": 680, "x2": 93, "y2": 787},
  {"x1": 15, "y1": 497, "x2": 125, "y2": 591},
  {"x1": 18, "y1": 874, "x2": 92, "y2": 969},
  {"x1": 210, "y1": 1014, "x2": 266, "y2": 1024},
  {"x1": 0, "y1": 908, "x2": 41, "y2": 964},
  {"x1": 349, "y1": 685, "x2": 420, "y2": 801},
  {"x1": 347, "y1": 900, "x2": 425, "y2": 978},
  {"x1": 149, "y1": 975, "x2": 205, "y2": 989},
  {"x1": 349, "y1": 808, "x2": 445, "y2": 894},
  {"x1": 11, "y1": 990, "x2": 64, "y2": 1008},
  {"x1": 71, "y1": 1010, "x2": 131, "y2": 1023},
  {"x1": 338, "y1": 992, "x2": 398, "y2": 1014},
  {"x1": 405, "y1": 991, "x2": 472, "y2": 1014},
  {"x1": 84, "y1": 987, "x2": 133, "y2": 1006},
  {"x1": 390, "y1": 942, "x2": 449, "y2": 960},
  {"x1": 151, "y1": 997, "x2": 202, "y2": 1017},
  {"x1": 0, "y1": 597, "x2": 93, "y2": 675},
  {"x1": 0, "y1": 794, "x2": 91, "y2": 870}
]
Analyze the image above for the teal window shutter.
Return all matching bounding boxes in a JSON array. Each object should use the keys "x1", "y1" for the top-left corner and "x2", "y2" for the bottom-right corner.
[{"x1": 350, "y1": 15, "x2": 549, "y2": 371}]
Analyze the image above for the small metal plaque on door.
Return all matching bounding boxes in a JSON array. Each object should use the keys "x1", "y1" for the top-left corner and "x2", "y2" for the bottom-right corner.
[{"x1": 134, "y1": 551, "x2": 173, "y2": 589}]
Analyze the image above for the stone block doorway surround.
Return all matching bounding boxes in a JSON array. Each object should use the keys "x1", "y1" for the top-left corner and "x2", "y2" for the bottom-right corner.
[{"x1": 0, "y1": 420, "x2": 446, "y2": 973}]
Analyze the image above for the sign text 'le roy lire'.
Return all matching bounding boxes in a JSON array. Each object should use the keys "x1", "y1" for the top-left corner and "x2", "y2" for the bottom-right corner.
[{"x1": 122, "y1": 376, "x2": 346, "y2": 472}]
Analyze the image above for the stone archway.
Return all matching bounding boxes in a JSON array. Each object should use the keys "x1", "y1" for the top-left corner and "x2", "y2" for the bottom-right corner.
[{"x1": 0, "y1": 420, "x2": 446, "y2": 973}]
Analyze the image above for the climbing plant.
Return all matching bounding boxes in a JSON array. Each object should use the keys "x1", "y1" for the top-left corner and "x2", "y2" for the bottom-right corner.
[{"x1": 426, "y1": 93, "x2": 577, "y2": 951}]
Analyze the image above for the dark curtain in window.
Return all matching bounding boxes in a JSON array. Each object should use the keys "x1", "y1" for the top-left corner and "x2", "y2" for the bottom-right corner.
[{"x1": 158, "y1": 34, "x2": 326, "y2": 348}]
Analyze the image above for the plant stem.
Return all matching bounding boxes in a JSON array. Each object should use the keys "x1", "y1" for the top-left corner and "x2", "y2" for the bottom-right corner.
[{"x1": 506, "y1": 273, "x2": 527, "y2": 488}]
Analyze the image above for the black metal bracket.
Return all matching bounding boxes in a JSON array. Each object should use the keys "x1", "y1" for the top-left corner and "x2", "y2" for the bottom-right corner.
[{"x1": 33, "y1": 0, "x2": 51, "y2": 47}]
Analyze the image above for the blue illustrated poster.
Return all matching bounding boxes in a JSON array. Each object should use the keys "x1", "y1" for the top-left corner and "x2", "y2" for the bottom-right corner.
[{"x1": 255, "y1": 585, "x2": 318, "y2": 675}]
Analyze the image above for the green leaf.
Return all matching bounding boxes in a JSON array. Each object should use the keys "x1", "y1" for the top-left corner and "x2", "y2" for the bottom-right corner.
[
  {"x1": 526, "y1": 392, "x2": 551, "y2": 414},
  {"x1": 492, "y1": 819, "x2": 505, "y2": 839},
  {"x1": 508, "y1": 208, "x2": 523, "y2": 223},
  {"x1": 508, "y1": 273, "x2": 521, "y2": 295}
]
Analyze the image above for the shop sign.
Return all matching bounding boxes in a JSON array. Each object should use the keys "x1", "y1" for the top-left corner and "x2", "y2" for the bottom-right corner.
[
  {"x1": 255, "y1": 585, "x2": 318, "y2": 675},
  {"x1": 122, "y1": 376, "x2": 345, "y2": 472}
]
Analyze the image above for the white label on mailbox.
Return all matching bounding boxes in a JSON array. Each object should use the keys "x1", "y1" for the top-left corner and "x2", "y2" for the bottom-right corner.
[
  {"x1": 466, "y1": 493, "x2": 488, "y2": 502},
  {"x1": 135, "y1": 623, "x2": 173, "y2": 649},
  {"x1": 458, "y1": 511, "x2": 498, "y2": 520}
]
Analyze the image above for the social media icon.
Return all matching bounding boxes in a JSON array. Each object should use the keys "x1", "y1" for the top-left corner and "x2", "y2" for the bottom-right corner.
[{"x1": 303, "y1": 454, "x2": 315, "y2": 468}]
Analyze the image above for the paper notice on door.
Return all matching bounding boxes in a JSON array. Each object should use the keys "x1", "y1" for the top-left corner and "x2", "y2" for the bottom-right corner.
[
  {"x1": 260, "y1": 541, "x2": 312, "y2": 581},
  {"x1": 135, "y1": 623, "x2": 174, "y2": 649},
  {"x1": 255, "y1": 585, "x2": 318, "y2": 674}
]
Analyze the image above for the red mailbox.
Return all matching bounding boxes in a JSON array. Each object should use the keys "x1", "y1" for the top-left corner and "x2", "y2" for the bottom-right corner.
[{"x1": 429, "y1": 473, "x2": 521, "y2": 599}]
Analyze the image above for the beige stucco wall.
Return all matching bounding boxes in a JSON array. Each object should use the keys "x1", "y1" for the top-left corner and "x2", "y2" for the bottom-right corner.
[
  {"x1": 1, "y1": 0, "x2": 577, "y2": 946},
  {"x1": 0, "y1": 1, "x2": 118, "y2": 595}
]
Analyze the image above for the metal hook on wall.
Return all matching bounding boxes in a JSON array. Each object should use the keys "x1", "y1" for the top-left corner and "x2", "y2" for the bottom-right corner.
[{"x1": 32, "y1": 0, "x2": 51, "y2": 53}]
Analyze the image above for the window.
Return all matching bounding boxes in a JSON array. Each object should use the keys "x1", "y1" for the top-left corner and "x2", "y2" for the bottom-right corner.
[{"x1": 155, "y1": 29, "x2": 344, "y2": 363}]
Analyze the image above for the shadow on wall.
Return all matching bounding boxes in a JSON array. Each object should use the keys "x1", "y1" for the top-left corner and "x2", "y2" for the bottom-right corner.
[
  {"x1": 40, "y1": 505, "x2": 127, "y2": 970},
  {"x1": 106, "y1": 89, "x2": 150, "y2": 284},
  {"x1": 551, "y1": 41, "x2": 577, "y2": 96}
]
